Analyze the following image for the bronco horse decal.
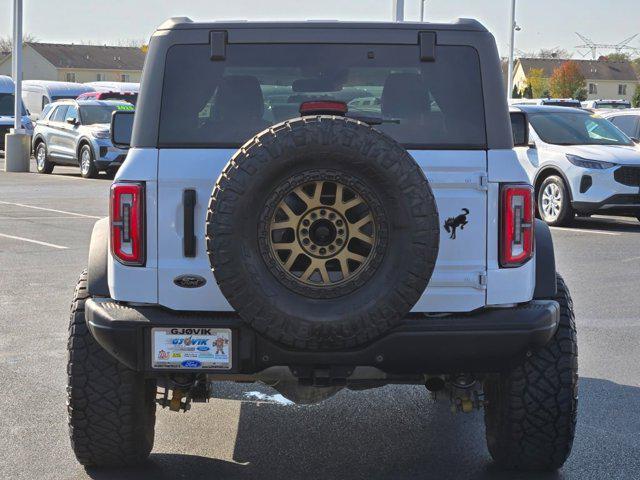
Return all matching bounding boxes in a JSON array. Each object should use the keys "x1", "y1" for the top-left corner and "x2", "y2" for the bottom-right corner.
[{"x1": 444, "y1": 208, "x2": 469, "y2": 240}]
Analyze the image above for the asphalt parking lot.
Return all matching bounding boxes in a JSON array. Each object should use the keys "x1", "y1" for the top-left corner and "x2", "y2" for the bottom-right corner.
[{"x1": 1, "y1": 156, "x2": 640, "y2": 480}]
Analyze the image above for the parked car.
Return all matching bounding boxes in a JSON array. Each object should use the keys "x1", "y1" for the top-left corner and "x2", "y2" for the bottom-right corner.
[
  {"x1": 0, "y1": 75, "x2": 34, "y2": 150},
  {"x1": 581, "y1": 99, "x2": 631, "y2": 111},
  {"x1": 511, "y1": 105, "x2": 640, "y2": 225},
  {"x1": 601, "y1": 109, "x2": 640, "y2": 141},
  {"x1": 67, "y1": 17, "x2": 577, "y2": 472},
  {"x1": 80, "y1": 81, "x2": 140, "y2": 105},
  {"x1": 31, "y1": 99, "x2": 132, "y2": 178},
  {"x1": 21, "y1": 80, "x2": 95, "y2": 121},
  {"x1": 510, "y1": 97, "x2": 582, "y2": 108}
]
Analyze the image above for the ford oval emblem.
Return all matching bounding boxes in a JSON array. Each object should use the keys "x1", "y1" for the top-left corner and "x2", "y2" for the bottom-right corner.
[{"x1": 173, "y1": 274, "x2": 207, "y2": 289}]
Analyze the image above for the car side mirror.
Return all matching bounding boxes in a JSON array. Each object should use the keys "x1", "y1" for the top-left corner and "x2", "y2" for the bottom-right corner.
[
  {"x1": 66, "y1": 117, "x2": 78, "y2": 125},
  {"x1": 111, "y1": 110, "x2": 134, "y2": 148},
  {"x1": 510, "y1": 111, "x2": 529, "y2": 147},
  {"x1": 631, "y1": 137, "x2": 640, "y2": 145}
]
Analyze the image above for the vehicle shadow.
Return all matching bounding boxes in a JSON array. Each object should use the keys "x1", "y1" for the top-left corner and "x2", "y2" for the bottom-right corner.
[
  {"x1": 81, "y1": 377, "x2": 640, "y2": 480},
  {"x1": 568, "y1": 215, "x2": 640, "y2": 233}
]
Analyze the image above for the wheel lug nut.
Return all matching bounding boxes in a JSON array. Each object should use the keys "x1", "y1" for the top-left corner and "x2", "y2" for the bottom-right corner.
[
  {"x1": 301, "y1": 228, "x2": 308, "y2": 235},
  {"x1": 319, "y1": 248, "x2": 326, "y2": 255},
  {"x1": 338, "y1": 229, "x2": 344, "y2": 235},
  {"x1": 336, "y1": 238, "x2": 343, "y2": 245},
  {"x1": 329, "y1": 245, "x2": 335, "y2": 251},
  {"x1": 302, "y1": 219, "x2": 310, "y2": 226},
  {"x1": 336, "y1": 220, "x2": 343, "y2": 226},
  {"x1": 311, "y1": 213, "x2": 317, "y2": 219},
  {"x1": 310, "y1": 245, "x2": 317, "y2": 250},
  {"x1": 302, "y1": 238, "x2": 310, "y2": 245},
  {"x1": 320, "y1": 209, "x2": 326, "y2": 216},
  {"x1": 329, "y1": 212, "x2": 336, "y2": 220}
]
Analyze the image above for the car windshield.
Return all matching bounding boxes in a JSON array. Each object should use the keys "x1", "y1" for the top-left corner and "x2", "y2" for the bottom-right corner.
[
  {"x1": 80, "y1": 104, "x2": 123, "y2": 125},
  {"x1": 159, "y1": 43, "x2": 487, "y2": 148},
  {"x1": 596, "y1": 102, "x2": 630, "y2": 109},
  {"x1": 0, "y1": 93, "x2": 26, "y2": 116},
  {"x1": 529, "y1": 111, "x2": 634, "y2": 146}
]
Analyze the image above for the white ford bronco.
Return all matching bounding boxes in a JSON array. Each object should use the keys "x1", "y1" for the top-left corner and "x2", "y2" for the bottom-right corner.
[{"x1": 67, "y1": 17, "x2": 578, "y2": 471}]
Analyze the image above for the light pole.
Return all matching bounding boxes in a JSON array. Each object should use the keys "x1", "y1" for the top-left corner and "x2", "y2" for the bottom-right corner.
[
  {"x1": 420, "y1": 0, "x2": 426, "y2": 22},
  {"x1": 4, "y1": 0, "x2": 30, "y2": 172},
  {"x1": 393, "y1": 0, "x2": 404, "y2": 22},
  {"x1": 506, "y1": 0, "x2": 517, "y2": 98}
]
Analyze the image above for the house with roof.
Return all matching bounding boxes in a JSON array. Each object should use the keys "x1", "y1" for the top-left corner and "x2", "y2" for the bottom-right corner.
[
  {"x1": 512, "y1": 57, "x2": 639, "y2": 101},
  {"x1": 0, "y1": 42, "x2": 145, "y2": 83}
]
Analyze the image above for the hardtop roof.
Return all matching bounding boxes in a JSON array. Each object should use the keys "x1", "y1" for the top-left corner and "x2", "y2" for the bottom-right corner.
[{"x1": 155, "y1": 17, "x2": 487, "y2": 33}]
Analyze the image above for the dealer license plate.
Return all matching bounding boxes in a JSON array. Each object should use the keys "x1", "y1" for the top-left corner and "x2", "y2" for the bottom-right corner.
[{"x1": 151, "y1": 327, "x2": 232, "y2": 370}]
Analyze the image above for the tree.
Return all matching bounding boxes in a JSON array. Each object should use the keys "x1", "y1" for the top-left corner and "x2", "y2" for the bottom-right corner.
[
  {"x1": 527, "y1": 68, "x2": 548, "y2": 98},
  {"x1": 537, "y1": 48, "x2": 571, "y2": 59},
  {"x1": 549, "y1": 61, "x2": 585, "y2": 98},
  {"x1": 511, "y1": 85, "x2": 521, "y2": 98},
  {"x1": 0, "y1": 34, "x2": 38, "y2": 52},
  {"x1": 601, "y1": 53, "x2": 630, "y2": 62},
  {"x1": 573, "y1": 87, "x2": 588, "y2": 102},
  {"x1": 632, "y1": 85, "x2": 640, "y2": 108},
  {"x1": 522, "y1": 84, "x2": 533, "y2": 99}
]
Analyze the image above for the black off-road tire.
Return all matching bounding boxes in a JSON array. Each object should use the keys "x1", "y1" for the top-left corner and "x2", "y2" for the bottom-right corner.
[
  {"x1": 35, "y1": 141, "x2": 54, "y2": 174},
  {"x1": 207, "y1": 116, "x2": 439, "y2": 350},
  {"x1": 537, "y1": 176, "x2": 574, "y2": 226},
  {"x1": 67, "y1": 271, "x2": 156, "y2": 467},
  {"x1": 483, "y1": 274, "x2": 578, "y2": 471}
]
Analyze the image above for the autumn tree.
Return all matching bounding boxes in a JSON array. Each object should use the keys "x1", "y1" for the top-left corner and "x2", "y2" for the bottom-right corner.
[
  {"x1": 527, "y1": 68, "x2": 548, "y2": 98},
  {"x1": 632, "y1": 85, "x2": 640, "y2": 108},
  {"x1": 549, "y1": 61, "x2": 585, "y2": 98}
]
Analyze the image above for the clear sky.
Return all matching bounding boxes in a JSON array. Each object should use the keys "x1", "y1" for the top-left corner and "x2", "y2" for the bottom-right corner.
[{"x1": 1, "y1": 0, "x2": 639, "y2": 58}]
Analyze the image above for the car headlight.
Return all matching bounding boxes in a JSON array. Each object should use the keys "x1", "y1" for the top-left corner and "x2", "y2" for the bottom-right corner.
[
  {"x1": 566, "y1": 154, "x2": 616, "y2": 169},
  {"x1": 90, "y1": 129, "x2": 111, "y2": 139}
]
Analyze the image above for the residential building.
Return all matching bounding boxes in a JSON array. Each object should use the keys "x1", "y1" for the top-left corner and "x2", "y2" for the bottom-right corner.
[
  {"x1": 0, "y1": 42, "x2": 145, "y2": 83},
  {"x1": 512, "y1": 57, "x2": 639, "y2": 101}
]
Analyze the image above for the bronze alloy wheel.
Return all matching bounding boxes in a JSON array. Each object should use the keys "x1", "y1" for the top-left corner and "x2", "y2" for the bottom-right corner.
[{"x1": 266, "y1": 175, "x2": 381, "y2": 291}]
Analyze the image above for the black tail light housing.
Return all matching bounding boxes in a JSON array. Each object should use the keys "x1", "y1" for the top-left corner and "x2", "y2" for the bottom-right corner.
[
  {"x1": 110, "y1": 181, "x2": 145, "y2": 266},
  {"x1": 500, "y1": 184, "x2": 534, "y2": 268}
]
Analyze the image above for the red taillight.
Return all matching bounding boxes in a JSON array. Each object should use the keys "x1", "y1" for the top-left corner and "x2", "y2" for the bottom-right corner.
[
  {"x1": 299, "y1": 101, "x2": 348, "y2": 116},
  {"x1": 500, "y1": 184, "x2": 534, "y2": 268},
  {"x1": 110, "y1": 182, "x2": 145, "y2": 266}
]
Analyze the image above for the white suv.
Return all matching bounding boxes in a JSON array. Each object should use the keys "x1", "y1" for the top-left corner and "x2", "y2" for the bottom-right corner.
[
  {"x1": 66, "y1": 18, "x2": 578, "y2": 471},
  {"x1": 512, "y1": 105, "x2": 640, "y2": 225}
]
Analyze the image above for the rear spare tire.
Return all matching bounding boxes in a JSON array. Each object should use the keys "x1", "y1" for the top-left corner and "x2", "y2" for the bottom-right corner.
[{"x1": 207, "y1": 116, "x2": 439, "y2": 350}]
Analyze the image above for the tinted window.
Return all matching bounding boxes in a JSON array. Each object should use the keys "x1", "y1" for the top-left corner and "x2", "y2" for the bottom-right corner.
[
  {"x1": 159, "y1": 44, "x2": 486, "y2": 148},
  {"x1": 51, "y1": 105, "x2": 69, "y2": 122},
  {"x1": 80, "y1": 104, "x2": 126, "y2": 125},
  {"x1": 0, "y1": 93, "x2": 26, "y2": 116},
  {"x1": 530, "y1": 112, "x2": 633, "y2": 146},
  {"x1": 610, "y1": 115, "x2": 639, "y2": 138}
]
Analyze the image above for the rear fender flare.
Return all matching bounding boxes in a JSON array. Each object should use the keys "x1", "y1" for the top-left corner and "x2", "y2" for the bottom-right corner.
[
  {"x1": 87, "y1": 217, "x2": 110, "y2": 297},
  {"x1": 533, "y1": 219, "x2": 557, "y2": 299}
]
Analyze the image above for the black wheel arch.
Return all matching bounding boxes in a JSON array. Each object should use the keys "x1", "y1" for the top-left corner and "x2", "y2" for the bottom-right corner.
[
  {"x1": 533, "y1": 219, "x2": 557, "y2": 299},
  {"x1": 76, "y1": 137, "x2": 95, "y2": 163},
  {"x1": 533, "y1": 166, "x2": 574, "y2": 202},
  {"x1": 32, "y1": 134, "x2": 45, "y2": 153},
  {"x1": 87, "y1": 217, "x2": 110, "y2": 297}
]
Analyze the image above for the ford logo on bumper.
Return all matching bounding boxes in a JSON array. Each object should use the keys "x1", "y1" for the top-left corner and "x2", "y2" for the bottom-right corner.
[{"x1": 173, "y1": 274, "x2": 207, "y2": 288}]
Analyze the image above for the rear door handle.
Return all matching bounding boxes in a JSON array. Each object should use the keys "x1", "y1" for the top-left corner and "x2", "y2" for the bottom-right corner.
[{"x1": 183, "y1": 189, "x2": 197, "y2": 257}]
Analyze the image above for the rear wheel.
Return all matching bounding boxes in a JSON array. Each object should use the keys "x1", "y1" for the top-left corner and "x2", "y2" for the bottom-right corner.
[
  {"x1": 483, "y1": 274, "x2": 578, "y2": 471},
  {"x1": 538, "y1": 175, "x2": 574, "y2": 226},
  {"x1": 35, "y1": 141, "x2": 54, "y2": 174},
  {"x1": 67, "y1": 271, "x2": 156, "y2": 467},
  {"x1": 79, "y1": 144, "x2": 98, "y2": 178}
]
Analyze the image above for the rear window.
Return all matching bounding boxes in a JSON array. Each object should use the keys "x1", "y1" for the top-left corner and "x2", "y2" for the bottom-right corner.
[{"x1": 159, "y1": 44, "x2": 486, "y2": 149}]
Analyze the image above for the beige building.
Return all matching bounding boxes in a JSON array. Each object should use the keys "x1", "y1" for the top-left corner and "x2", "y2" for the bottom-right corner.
[
  {"x1": 512, "y1": 58, "x2": 639, "y2": 101},
  {"x1": 0, "y1": 42, "x2": 145, "y2": 83}
]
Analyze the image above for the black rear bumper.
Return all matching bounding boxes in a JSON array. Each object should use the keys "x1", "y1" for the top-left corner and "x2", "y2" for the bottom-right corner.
[{"x1": 85, "y1": 298, "x2": 559, "y2": 375}]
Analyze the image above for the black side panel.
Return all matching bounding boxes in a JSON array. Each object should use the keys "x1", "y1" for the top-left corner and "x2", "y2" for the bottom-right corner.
[
  {"x1": 87, "y1": 217, "x2": 110, "y2": 297},
  {"x1": 533, "y1": 219, "x2": 557, "y2": 299}
]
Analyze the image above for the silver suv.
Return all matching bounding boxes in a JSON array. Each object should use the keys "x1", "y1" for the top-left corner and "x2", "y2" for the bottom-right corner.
[{"x1": 31, "y1": 99, "x2": 132, "y2": 178}]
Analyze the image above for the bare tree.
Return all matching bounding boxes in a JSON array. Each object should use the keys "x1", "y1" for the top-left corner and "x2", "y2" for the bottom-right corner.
[
  {"x1": 0, "y1": 33, "x2": 38, "y2": 52},
  {"x1": 537, "y1": 48, "x2": 572, "y2": 59}
]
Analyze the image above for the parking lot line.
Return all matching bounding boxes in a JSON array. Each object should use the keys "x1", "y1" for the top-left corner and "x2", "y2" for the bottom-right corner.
[
  {"x1": 0, "y1": 232, "x2": 68, "y2": 249},
  {"x1": 0, "y1": 200, "x2": 101, "y2": 219},
  {"x1": 549, "y1": 226, "x2": 620, "y2": 236}
]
